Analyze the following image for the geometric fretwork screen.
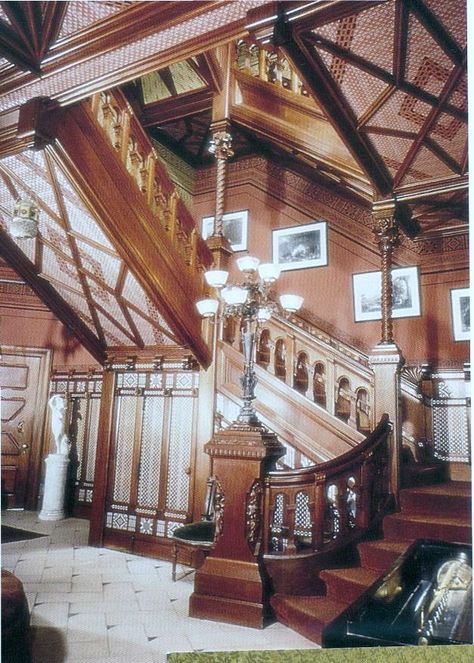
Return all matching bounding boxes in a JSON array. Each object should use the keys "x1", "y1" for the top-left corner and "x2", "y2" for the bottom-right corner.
[
  {"x1": 106, "y1": 369, "x2": 199, "y2": 541},
  {"x1": 432, "y1": 399, "x2": 470, "y2": 463},
  {"x1": 50, "y1": 371, "x2": 103, "y2": 513}
]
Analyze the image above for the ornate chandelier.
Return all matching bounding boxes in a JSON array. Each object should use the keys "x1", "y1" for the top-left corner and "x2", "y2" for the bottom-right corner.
[
  {"x1": 10, "y1": 197, "x2": 39, "y2": 239},
  {"x1": 196, "y1": 256, "x2": 303, "y2": 426}
]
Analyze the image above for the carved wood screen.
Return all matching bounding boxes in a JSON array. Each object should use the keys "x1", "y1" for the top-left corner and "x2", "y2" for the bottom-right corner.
[
  {"x1": 104, "y1": 368, "x2": 199, "y2": 551},
  {"x1": 50, "y1": 372, "x2": 103, "y2": 517}
]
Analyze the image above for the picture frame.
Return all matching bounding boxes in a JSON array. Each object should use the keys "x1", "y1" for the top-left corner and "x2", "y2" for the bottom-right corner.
[
  {"x1": 272, "y1": 221, "x2": 328, "y2": 271},
  {"x1": 450, "y1": 288, "x2": 470, "y2": 341},
  {"x1": 352, "y1": 266, "x2": 421, "y2": 322},
  {"x1": 201, "y1": 210, "x2": 248, "y2": 252}
]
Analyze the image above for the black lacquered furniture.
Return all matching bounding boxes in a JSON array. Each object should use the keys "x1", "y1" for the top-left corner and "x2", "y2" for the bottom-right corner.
[{"x1": 322, "y1": 539, "x2": 472, "y2": 648}]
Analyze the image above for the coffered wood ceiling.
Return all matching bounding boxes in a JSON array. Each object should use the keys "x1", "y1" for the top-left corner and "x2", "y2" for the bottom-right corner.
[{"x1": 0, "y1": 1, "x2": 468, "y2": 362}]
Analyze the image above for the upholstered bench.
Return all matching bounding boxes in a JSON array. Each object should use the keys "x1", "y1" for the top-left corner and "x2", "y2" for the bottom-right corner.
[{"x1": 1, "y1": 569, "x2": 31, "y2": 663}]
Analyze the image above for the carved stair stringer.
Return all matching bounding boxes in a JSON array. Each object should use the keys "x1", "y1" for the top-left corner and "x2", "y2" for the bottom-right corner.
[
  {"x1": 19, "y1": 96, "x2": 212, "y2": 367},
  {"x1": 218, "y1": 341, "x2": 364, "y2": 464}
]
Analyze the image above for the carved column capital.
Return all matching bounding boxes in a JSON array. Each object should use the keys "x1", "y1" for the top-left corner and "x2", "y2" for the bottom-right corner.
[{"x1": 209, "y1": 129, "x2": 234, "y2": 161}]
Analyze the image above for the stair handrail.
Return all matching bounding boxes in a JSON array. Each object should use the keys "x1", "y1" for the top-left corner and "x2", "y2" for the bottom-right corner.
[
  {"x1": 261, "y1": 414, "x2": 392, "y2": 557},
  {"x1": 90, "y1": 89, "x2": 213, "y2": 280}
]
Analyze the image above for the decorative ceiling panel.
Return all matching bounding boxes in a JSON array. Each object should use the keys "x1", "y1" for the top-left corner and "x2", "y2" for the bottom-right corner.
[
  {"x1": 338, "y1": 64, "x2": 389, "y2": 122},
  {"x1": 424, "y1": 0, "x2": 467, "y2": 48},
  {"x1": 369, "y1": 90, "x2": 434, "y2": 135},
  {"x1": 428, "y1": 113, "x2": 467, "y2": 166},
  {"x1": 400, "y1": 145, "x2": 454, "y2": 186},
  {"x1": 58, "y1": 1, "x2": 131, "y2": 39},
  {"x1": 342, "y1": 2, "x2": 395, "y2": 74},
  {"x1": 41, "y1": 245, "x2": 83, "y2": 292},
  {"x1": 0, "y1": 146, "x2": 183, "y2": 352},
  {"x1": 129, "y1": 305, "x2": 173, "y2": 348},
  {"x1": 405, "y1": 14, "x2": 454, "y2": 92},
  {"x1": 75, "y1": 239, "x2": 122, "y2": 292},
  {"x1": 364, "y1": 135, "x2": 415, "y2": 177}
]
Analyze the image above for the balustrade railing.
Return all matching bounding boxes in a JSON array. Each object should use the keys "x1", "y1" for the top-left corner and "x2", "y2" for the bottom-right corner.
[
  {"x1": 261, "y1": 415, "x2": 392, "y2": 557},
  {"x1": 235, "y1": 40, "x2": 307, "y2": 97},
  {"x1": 223, "y1": 311, "x2": 374, "y2": 435},
  {"x1": 90, "y1": 90, "x2": 211, "y2": 282}
]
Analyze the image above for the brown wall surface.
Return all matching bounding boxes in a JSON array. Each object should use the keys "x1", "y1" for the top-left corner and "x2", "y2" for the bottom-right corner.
[{"x1": 194, "y1": 158, "x2": 468, "y2": 367}]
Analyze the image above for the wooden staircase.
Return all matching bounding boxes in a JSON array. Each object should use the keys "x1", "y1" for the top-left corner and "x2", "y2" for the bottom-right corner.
[{"x1": 270, "y1": 481, "x2": 472, "y2": 645}]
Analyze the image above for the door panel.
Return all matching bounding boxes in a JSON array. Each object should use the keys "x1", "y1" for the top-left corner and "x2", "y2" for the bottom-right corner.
[{"x1": 1, "y1": 348, "x2": 51, "y2": 509}]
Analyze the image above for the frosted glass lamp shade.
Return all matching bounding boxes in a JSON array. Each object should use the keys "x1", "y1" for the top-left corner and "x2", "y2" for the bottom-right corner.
[
  {"x1": 204, "y1": 269, "x2": 228, "y2": 288},
  {"x1": 236, "y1": 256, "x2": 260, "y2": 272},
  {"x1": 221, "y1": 286, "x2": 248, "y2": 305},
  {"x1": 279, "y1": 294, "x2": 304, "y2": 312},
  {"x1": 258, "y1": 263, "x2": 281, "y2": 282},
  {"x1": 196, "y1": 299, "x2": 219, "y2": 317},
  {"x1": 257, "y1": 306, "x2": 272, "y2": 322}
]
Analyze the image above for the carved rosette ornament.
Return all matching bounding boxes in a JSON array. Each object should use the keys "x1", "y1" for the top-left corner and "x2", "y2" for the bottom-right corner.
[
  {"x1": 372, "y1": 208, "x2": 400, "y2": 344},
  {"x1": 245, "y1": 479, "x2": 264, "y2": 552}
]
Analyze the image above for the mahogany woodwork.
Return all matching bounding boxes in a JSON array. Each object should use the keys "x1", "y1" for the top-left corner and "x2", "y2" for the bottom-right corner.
[
  {"x1": 0, "y1": 346, "x2": 51, "y2": 510},
  {"x1": 262, "y1": 414, "x2": 392, "y2": 557},
  {"x1": 190, "y1": 422, "x2": 285, "y2": 628},
  {"x1": 0, "y1": 228, "x2": 107, "y2": 364},
  {"x1": 21, "y1": 96, "x2": 211, "y2": 366}
]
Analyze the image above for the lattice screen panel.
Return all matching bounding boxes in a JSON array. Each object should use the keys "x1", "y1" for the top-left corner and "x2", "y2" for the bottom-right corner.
[
  {"x1": 106, "y1": 368, "x2": 199, "y2": 545},
  {"x1": 50, "y1": 372, "x2": 102, "y2": 511},
  {"x1": 432, "y1": 399, "x2": 470, "y2": 463}
]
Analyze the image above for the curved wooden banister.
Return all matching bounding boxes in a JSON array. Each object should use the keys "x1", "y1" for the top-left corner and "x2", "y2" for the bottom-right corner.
[{"x1": 261, "y1": 415, "x2": 392, "y2": 557}]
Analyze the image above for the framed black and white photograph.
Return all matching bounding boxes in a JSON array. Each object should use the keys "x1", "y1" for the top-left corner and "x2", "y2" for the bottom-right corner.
[
  {"x1": 201, "y1": 210, "x2": 248, "y2": 252},
  {"x1": 450, "y1": 288, "x2": 470, "y2": 341},
  {"x1": 353, "y1": 266, "x2": 421, "y2": 322},
  {"x1": 272, "y1": 221, "x2": 327, "y2": 272}
]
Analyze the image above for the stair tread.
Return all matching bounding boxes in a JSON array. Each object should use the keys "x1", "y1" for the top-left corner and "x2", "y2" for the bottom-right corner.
[
  {"x1": 401, "y1": 482, "x2": 471, "y2": 499},
  {"x1": 321, "y1": 566, "x2": 381, "y2": 586},
  {"x1": 359, "y1": 539, "x2": 410, "y2": 554},
  {"x1": 272, "y1": 594, "x2": 346, "y2": 624},
  {"x1": 386, "y1": 511, "x2": 471, "y2": 526}
]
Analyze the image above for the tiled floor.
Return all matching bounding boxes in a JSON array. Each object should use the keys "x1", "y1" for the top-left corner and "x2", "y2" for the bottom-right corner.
[{"x1": 1, "y1": 511, "x2": 318, "y2": 662}]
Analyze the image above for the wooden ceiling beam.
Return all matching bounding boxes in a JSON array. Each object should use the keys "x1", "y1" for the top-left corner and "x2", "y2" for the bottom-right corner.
[
  {"x1": 424, "y1": 137, "x2": 462, "y2": 176},
  {"x1": 304, "y1": 32, "x2": 467, "y2": 122},
  {"x1": 0, "y1": 227, "x2": 107, "y2": 364},
  {"x1": 393, "y1": 0, "x2": 409, "y2": 86},
  {"x1": 407, "y1": 0, "x2": 464, "y2": 67},
  {"x1": 141, "y1": 89, "x2": 213, "y2": 126},
  {"x1": 274, "y1": 18, "x2": 392, "y2": 197},
  {"x1": 0, "y1": 1, "x2": 239, "y2": 101}
]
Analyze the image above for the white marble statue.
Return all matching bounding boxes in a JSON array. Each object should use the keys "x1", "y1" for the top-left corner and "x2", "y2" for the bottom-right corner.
[{"x1": 48, "y1": 395, "x2": 70, "y2": 455}]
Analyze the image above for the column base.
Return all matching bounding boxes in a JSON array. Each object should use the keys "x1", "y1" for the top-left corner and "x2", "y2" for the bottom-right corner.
[{"x1": 189, "y1": 557, "x2": 273, "y2": 628}]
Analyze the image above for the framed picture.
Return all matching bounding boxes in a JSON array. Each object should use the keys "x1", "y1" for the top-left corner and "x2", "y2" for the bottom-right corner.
[
  {"x1": 352, "y1": 266, "x2": 421, "y2": 322},
  {"x1": 272, "y1": 221, "x2": 328, "y2": 272},
  {"x1": 450, "y1": 288, "x2": 470, "y2": 341},
  {"x1": 201, "y1": 210, "x2": 248, "y2": 252}
]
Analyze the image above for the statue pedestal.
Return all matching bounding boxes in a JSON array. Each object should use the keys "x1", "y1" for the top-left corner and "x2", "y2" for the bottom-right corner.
[
  {"x1": 39, "y1": 453, "x2": 70, "y2": 521},
  {"x1": 189, "y1": 421, "x2": 285, "y2": 628}
]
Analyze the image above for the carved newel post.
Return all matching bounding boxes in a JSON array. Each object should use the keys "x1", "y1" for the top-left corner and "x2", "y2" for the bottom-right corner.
[
  {"x1": 39, "y1": 395, "x2": 71, "y2": 521},
  {"x1": 368, "y1": 203, "x2": 405, "y2": 505},
  {"x1": 189, "y1": 417, "x2": 285, "y2": 627}
]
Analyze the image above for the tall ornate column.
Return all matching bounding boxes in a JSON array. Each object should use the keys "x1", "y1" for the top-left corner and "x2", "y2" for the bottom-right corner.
[{"x1": 368, "y1": 201, "x2": 404, "y2": 506}]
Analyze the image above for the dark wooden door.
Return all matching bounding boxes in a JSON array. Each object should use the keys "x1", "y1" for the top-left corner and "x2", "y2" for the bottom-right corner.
[{"x1": 1, "y1": 347, "x2": 51, "y2": 509}]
